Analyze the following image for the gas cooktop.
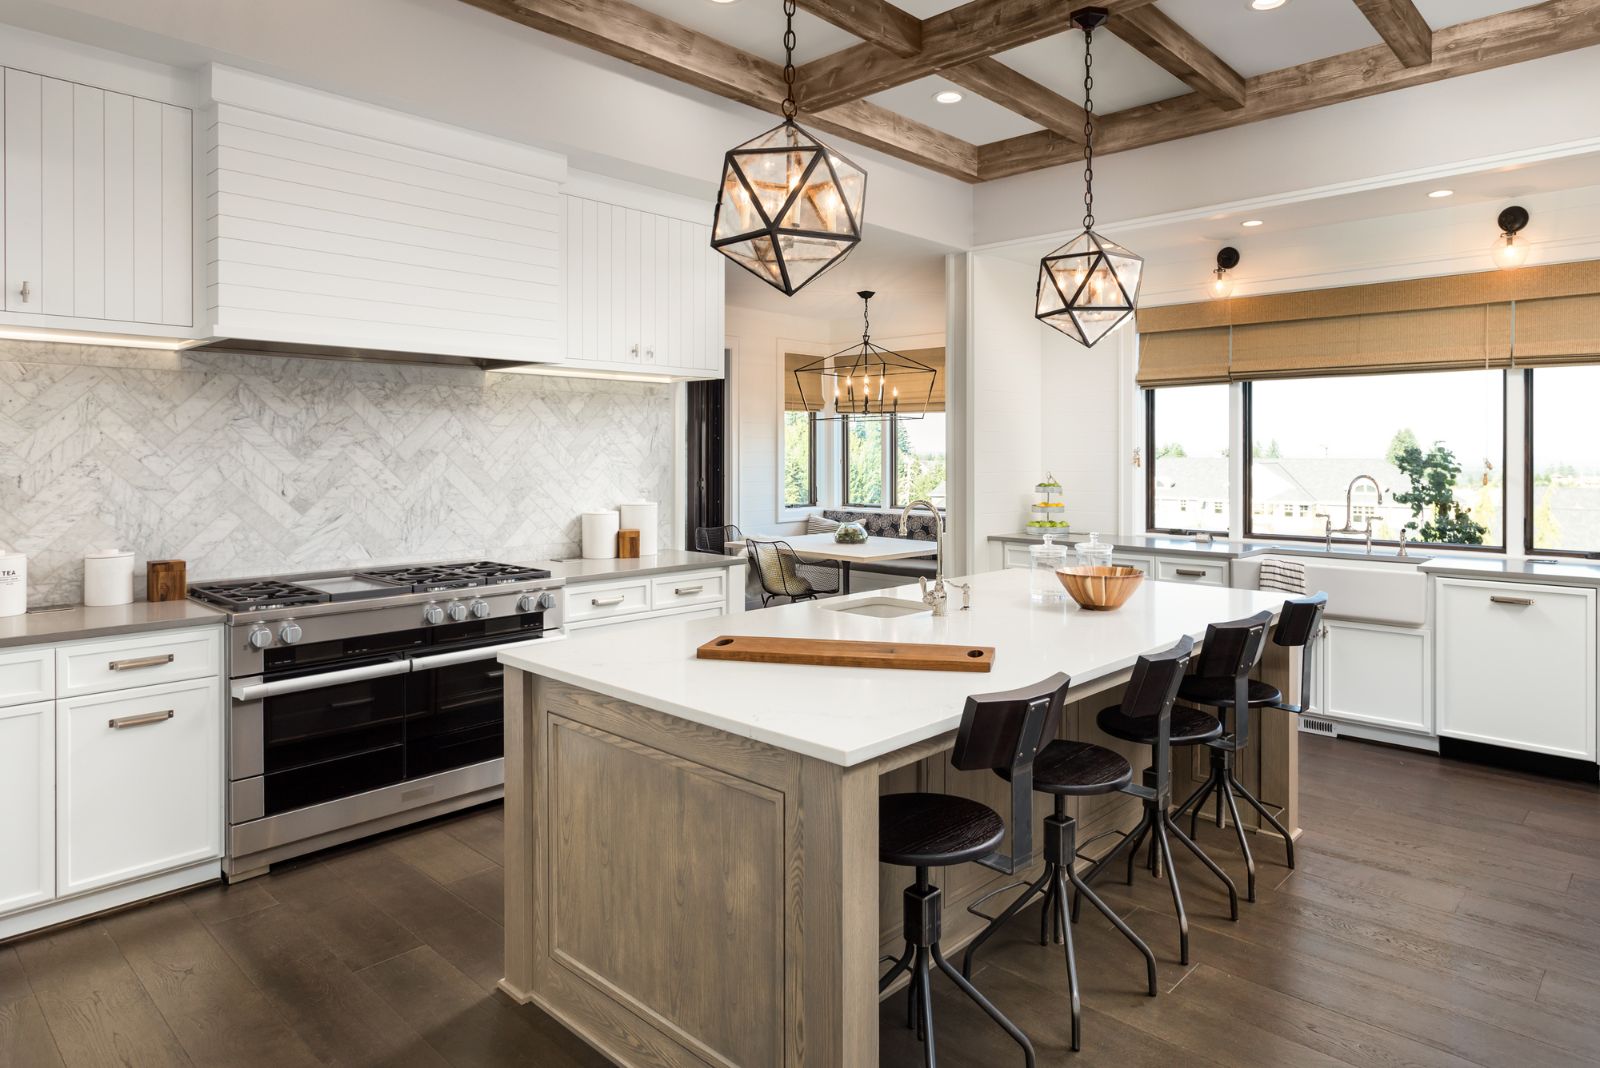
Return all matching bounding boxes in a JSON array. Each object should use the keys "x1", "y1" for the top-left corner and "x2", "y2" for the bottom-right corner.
[{"x1": 190, "y1": 560, "x2": 555, "y2": 611}]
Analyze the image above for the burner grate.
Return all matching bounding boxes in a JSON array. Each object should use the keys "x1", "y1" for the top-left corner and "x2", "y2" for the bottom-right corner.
[
  {"x1": 356, "y1": 560, "x2": 552, "y2": 592},
  {"x1": 189, "y1": 579, "x2": 331, "y2": 610}
]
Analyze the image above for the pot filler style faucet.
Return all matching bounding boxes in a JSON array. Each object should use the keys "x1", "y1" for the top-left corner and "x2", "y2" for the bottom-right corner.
[{"x1": 899, "y1": 499, "x2": 968, "y2": 616}]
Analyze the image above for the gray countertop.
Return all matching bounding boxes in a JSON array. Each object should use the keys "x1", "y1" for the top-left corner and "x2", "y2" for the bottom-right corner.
[
  {"x1": 541, "y1": 550, "x2": 743, "y2": 584},
  {"x1": 1420, "y1": 556, "x2": 1600, "y2": 587},
  {"x1": 988, "y1": 531, "x2": 1446, "y2": 564},
  {"x1": 0, "y1": 599, "x2": 224, "y2": 650}
]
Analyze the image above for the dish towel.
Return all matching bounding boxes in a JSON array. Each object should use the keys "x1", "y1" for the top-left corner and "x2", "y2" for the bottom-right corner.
[{"x1": 1257, "y1": 555, "x2": 1307, "y2": 595}]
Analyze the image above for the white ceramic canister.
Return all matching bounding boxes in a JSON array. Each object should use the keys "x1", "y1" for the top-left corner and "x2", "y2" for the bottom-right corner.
[
  {"x1": 618, "y1": 501, "x2": 659, "y2": 557},
  {"x1": 83, "y1": 549, "x2": 135, "y2": 606},
  {"x1": 581, "y1": 511, "x2": 621, "y2": 560},
  {"x1": 0, "y1": 552, "x2": 26, "y2": 617}
]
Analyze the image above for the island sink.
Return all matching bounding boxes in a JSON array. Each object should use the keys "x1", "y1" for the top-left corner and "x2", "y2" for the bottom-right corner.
[{"x1": 820, "y1": 596, "x2": 932, "y2": 618}]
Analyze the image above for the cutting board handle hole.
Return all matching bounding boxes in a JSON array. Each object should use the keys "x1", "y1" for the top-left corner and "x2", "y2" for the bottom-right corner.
[
  {"x1": 715, "y1": 638, "x2": 735, "y2": 647},
  {"x1": 967, "y1": 650, "x2": 984, "y2": 658}
]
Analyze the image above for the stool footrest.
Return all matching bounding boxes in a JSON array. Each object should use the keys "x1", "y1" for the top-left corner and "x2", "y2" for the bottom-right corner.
[{"x1": 965, "y1": 879, "x2": 1033, "y2": 925}]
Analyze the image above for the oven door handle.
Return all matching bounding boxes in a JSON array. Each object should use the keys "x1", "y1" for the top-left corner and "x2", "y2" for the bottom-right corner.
[
  {"x1": 408, "y1": 637, "x2": 559, "y2": 673},
  {"x1": 229, "y1": 659, "x2": 412, "y2": 702}
]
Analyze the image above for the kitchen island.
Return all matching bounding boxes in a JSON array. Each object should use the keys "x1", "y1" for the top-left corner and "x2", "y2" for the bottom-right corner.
[{"x1": 498, "y1": 569, "x2": 1294, "y2": 1067}]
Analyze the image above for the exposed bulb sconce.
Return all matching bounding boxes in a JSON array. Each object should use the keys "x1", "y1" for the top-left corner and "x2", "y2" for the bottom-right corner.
[
  {"x1": 1492, "y1": 205, "x2": 1530, "y2": 270},
  {"x1": 1211, "y1": 246, "x2": 1240, "y2": 299}
]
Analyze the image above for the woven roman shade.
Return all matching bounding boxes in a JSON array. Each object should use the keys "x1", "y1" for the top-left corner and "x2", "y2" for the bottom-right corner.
[
  {"x1": 1135, "y1": 327, "x2": 1231, "y2": 387},
  {"x1": 1230, "y1": 304, "x2": 1513, "y2": 379},
  {"x1": 900, "y1": 348, "x2": 946, "y2": 412},
  {"x1": 784, "y1": 353, "x2": 823, "y2": 411},
  {"x1": 1509, "y1": 293, "x2": 1600, "y2": 365}
]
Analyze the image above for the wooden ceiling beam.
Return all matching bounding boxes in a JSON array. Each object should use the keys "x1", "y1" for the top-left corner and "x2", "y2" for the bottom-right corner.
[
  {"x1": 795, "y1": 0, "x2": 1159, "y2": 112},
  {"x1": 979, "y1": 0, "x2": 1600, "y2": 181},
  {"x1": 796, "y1": 0, "x2": 922, "y2": 57},
  {"x1": 459, "y1": 0, "x2": 978, "y2": 181},
  {"x1": 942, "y1": 58, "x2": 1088, "y2": 142},
  {"x1": 1108, "y1": 5, "x2": 1246, "y2": 110},
  {"x1": 1353, "y1": 0, "x2": 1434, "y2": 68}
]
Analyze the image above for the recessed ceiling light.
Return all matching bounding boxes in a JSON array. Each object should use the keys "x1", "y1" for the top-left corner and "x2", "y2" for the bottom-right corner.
[
  {"x1": 1428, "y1": 188, "x2": 1455, "y2": 199},
  {"x1": 933, "y1": 89, "x2": 963, "y2": 104},
  {"x1": 1251, "y1": 0, "x2": 1286, "y2": 9},
  {"x1": 1242, "y1": 219, "x2": 1264, "y2": 228},
  {"x1": 708, "y1": 0, "x2": 739, "y2": 4}
]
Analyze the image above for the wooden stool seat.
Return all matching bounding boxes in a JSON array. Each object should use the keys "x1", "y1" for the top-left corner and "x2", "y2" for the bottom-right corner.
[
  {"x1": 1177, "y1": 675, "x2": 1283, "y2": 708},
  {"x1": 1096, "y1": 703, "x2": 1222, "y2": 746},
  {"x1": 1011, "y1": 739, "x2": 1133, "y2": 796},
  {"x1": 879, "y1": 793, "x2": 1004, "y2": 868}
]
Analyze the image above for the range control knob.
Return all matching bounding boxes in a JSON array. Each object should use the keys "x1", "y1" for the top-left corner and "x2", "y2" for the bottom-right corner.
[
  {"x1": 422, "y1": 603, "x2": 444, "y2": 625},
  {"x1": 446, "y1": 601, "x2": 469, "y2": 623},
  {"x1": 469, "y1": 599, "x2": 491, "y2": 620},
  {"x1": 537, "y1": 590, "x2": 556, "y2": 611},
  {"x1": 247, "y1": 625, "x2": 273, "y2": 650},
  {"x1": 278, "y1": 621, "x2": 303, "y2": 645},
  {"x1": 517, "y1": 590, "x2": 557, "y2": 613}
]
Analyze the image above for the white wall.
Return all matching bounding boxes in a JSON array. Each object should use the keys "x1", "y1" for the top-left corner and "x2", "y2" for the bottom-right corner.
[{"x1": 1040, "y1": 327, "x2": 1130, "y2": 538}]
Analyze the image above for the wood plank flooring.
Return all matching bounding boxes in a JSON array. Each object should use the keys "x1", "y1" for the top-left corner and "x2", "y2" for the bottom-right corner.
[{"x1": 1, "y1": 734, "x2": 1595, "y2": 1067}]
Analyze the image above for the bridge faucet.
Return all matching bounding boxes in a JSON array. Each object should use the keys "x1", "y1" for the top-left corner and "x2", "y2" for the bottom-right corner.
[
  {"x1": 899, "y1": 499, "x2": 949, "y2": 616},
  {"x1": 1323, "y1": 475, "x2": 1385, "y2": 553}
]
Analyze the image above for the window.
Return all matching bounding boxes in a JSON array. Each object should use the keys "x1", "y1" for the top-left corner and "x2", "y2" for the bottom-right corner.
[
  {"x1": 1248, "y1": 370, "x2": 1504, "y2": 547},
  {"x1": 1529, "y1": 366, "x2": 1600, "y2": 554},
  {"x1": 782, "y1": 410, "x2": 816, "y2": 507},
  {"x1": 894, "y1": 412, "x2": 947, "y2": 509},
  {"x1": 1146, "y1": 384, "x2": 1231, "y2": 533},
  {"x1": 843, "y1": 416, "x2": 885, "y2": 507}
]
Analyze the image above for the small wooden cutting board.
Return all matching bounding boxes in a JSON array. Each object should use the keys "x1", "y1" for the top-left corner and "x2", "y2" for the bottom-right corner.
[{"x1": 696, "y1": 635, "x2": 995, "y2": 673}]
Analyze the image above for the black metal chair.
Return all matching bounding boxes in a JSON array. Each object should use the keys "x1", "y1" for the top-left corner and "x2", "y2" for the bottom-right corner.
[
  {"x1": 1081, "y1": 632, "x2": 1240, "y2": 966},
  {"x1": 878, "y1": 675, "x2": 1061, "y2": 1067},
  {"x1": 1173, "y1": 594, "x2": 1327, "y2": 897},
  {"x1": 745, "y1": 539, "x2": 841, "y2": 606},
  {"x1": 959, "y1": 669, "x2": 1164, "y2": 1052},
  {"x1": 693, "y1": 524, "x2": 742, "y2": 555}
]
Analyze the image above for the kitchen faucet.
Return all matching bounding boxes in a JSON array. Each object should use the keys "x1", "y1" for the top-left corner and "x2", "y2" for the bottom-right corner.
[
  {"x1": 1318, "y1": 475, "x2": 1386, "y2": 554},
  {"x1": 899, "y1": 499, "x2": 966, "y2": 616}
]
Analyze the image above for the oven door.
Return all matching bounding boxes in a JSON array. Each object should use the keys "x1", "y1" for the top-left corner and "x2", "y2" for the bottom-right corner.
[{"x1": 405, "y1": 645, "x2": 519, "y2": 778}]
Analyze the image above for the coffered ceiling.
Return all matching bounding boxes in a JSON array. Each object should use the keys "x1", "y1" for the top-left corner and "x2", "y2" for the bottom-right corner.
[{"x1": 461, "y1": 0, "x2": 1600, "y2": 182}]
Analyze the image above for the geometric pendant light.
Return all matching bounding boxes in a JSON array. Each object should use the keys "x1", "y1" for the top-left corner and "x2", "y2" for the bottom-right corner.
[
  {"x1": 711, "y1": 0, "x2": 866, "y2": 296},
  {"x1": 1035, "y1": 7, "x2": 1143, "y2": 347},
  {"x1": 789, "y1": 291, "x2": 937, "y2": 421}
]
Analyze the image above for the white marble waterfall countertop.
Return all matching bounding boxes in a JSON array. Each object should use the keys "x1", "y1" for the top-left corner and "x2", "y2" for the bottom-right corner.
[{"x1": 500, "y1": 568, "x2": 1283, "y2": 766}]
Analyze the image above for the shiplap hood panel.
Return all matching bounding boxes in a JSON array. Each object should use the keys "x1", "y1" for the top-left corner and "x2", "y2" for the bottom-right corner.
[{"x1": 200, "y1": 66, "x2": 567, "y2": 366}]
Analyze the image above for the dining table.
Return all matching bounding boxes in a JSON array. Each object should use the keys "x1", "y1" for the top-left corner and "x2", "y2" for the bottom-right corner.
[{"x1": 728, "y1": 531, "x2": 937, "y2": 594}]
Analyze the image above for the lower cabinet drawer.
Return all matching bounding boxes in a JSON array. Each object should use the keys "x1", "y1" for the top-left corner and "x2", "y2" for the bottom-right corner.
[
  {"x1": 650, "y1": 570, "x2": 726, "y2": 610},
  {"x1": 0, "y1": 646, "x2": 53, "y2": 707},
  {"x1": 1155, "y1": 558, "x2": 1228, "y2": 586},
  {"x1": 57, "y1": 626, "x2": 220, "y2": 698},
  {"x1": 565, "y1": 580, "x2": 650, "y2": 623},
  {"x1": 57, "y1": 676, "x2": 222, "y2": 895}
]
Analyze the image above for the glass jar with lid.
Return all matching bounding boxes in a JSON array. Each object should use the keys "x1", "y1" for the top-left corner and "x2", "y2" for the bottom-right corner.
[
  {"x1": 1075, "y1": 532, "x2": 1115, "y2": 570},
  {"x1": 1029, "y1": 533, "x2": 1069, "y2": 603}
]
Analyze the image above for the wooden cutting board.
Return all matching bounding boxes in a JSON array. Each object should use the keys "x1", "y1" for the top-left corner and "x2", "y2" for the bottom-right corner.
[{"x1": 696, "y1": 635, "x2": 995, "y2": 673}]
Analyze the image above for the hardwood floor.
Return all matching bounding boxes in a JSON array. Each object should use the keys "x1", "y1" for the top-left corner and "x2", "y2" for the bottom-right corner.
[{"x1": 1, "y1": 735, "x2": 1596, "y2": 1067}]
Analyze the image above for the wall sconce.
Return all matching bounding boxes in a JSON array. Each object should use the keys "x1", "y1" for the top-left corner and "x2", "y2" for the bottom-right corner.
[
  {"x1": 1491, "y1": 206, "x2": 1530, "y2": 270},
  {"x1": 1210, "y1": 246, "x2": 1240, "y2": 299}
]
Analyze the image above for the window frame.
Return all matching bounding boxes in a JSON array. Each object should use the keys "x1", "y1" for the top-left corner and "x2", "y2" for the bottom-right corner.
[
  {"x1": 781, "y1": 410, "x2": 818, "y2": 509},
  {"x1": 1241, "y1": 372, "x2": 1509, "y2": 552},
  {"x1": 1144, "y1": 386, "x2": 1231, "y2": 537},
  {"x1": 1524, "y1": 369, "x2": 1600, "y2": 559}
]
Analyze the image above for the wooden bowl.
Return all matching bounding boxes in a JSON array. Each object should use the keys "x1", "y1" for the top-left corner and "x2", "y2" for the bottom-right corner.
[{"x1": 1056, "y1": 565, "x2": 1144, "y2": 611}]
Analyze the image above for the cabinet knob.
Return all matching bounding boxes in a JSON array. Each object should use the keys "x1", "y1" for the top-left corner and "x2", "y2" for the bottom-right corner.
[
  {"x1": 630, "y1": 344, "x2": 639, "y2": 358},
  {"x1": 18, "y1": 281, "x2": 30, "y2": 304}
]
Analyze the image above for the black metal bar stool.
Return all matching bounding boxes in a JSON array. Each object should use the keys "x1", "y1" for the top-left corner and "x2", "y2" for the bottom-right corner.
[
  {"x1": 1079, "y1": 633, "x2": 1240, "y2": 966},
  {"x1": 1174, "y1": 594, "x2": 1328, "y2": 898},
  {"x1": 878, "y1": 674, "x2": 1063, "y2": 1067},
  {"x1": 959, "y1": 663, "x2": 1170, "y2": 1052}
]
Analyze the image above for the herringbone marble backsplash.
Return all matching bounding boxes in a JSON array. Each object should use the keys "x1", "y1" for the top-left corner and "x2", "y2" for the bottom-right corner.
[{"x1": 0, "y1": 341, "x2": 675, "y2": 605}]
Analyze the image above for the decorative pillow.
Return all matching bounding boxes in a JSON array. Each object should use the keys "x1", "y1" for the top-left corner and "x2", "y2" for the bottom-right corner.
[{"x1": 806, "y1": 514, "x2": 842, "y2": 535}]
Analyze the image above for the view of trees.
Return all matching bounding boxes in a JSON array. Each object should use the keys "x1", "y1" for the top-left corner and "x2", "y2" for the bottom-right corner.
[
  {"x1": 782, "y1": 411, "x2": 813, "y2": 507},
  {"x1": 1390, "y1": 439, "x2": 1488, "y2": 545}
]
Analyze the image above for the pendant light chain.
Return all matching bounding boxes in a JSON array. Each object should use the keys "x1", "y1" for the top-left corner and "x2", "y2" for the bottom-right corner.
[
  {"x1": 861, "y1": 292, "x2": 871, "y2": 343},
  {"x1": 781, "y1": 0, "x2": 799, "y2": 118},
  {"x1": 1081, "y1": 23, "x2": 1095, "y2": 231}
]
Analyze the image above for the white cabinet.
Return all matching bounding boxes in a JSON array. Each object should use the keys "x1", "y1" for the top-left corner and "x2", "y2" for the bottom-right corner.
[
  {"x1": 2, "y1": 67, "x2": 192, "y2": 330},
  {"x1": 0, "y1": 700, "x2": 54, "y2": 913},
  {"x1": 57, "y1": 675, "x2": 222, "y2": 895},
  {"x1": 205, "y1": 67, "x2": 565, "y2": 363},
  {"x1": 564, "y1": 566, "x2": 744, "y2": 632},
  {"x1": 1318, "y1": 619, "x2": 1431, "y2": 735},
  {"x1": 56, "y1": 625, "x2": 219, "y2": 697},
  {"x1": 0, "y1": 646, "x2": 52, "y2": 706},
  {"x1": 563, "y1": 194, "x2": 725, "y2": 378},
  {"x1": 1435, "y1": 579, "x2": 1596, "y2": 761},
  {"x1": 1155, "y1": 558, "x2": 1228, "y2": 587}
]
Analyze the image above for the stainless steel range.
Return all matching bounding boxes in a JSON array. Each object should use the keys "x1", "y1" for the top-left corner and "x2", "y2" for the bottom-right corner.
[{"x1": 190, "y1": 560, "x2": 564, "y2": 880}]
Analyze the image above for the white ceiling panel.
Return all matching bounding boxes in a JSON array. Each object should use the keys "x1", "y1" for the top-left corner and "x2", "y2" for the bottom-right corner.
[
  {"x1": 867, "y1": 76, "x2": 1042, "y2": 142},
  {"x1": 1153, "y1": 0, "x2": 1382, "y2": 78},
  {"x1": 627, "y1": 0, "x2": 860, "y2": 65},
  {"x1": 995, "y1": 30, "x2": 1191, "y2": 113},
  {"x1": 1412, "y1": 0, "x2": 1546, "y2": 29}
]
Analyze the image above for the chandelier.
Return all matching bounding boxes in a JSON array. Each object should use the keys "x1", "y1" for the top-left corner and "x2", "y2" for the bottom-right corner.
[
  {"x1": 710, "y1": 0, "x2": 867, "y2": 296},
  {"x1": 1035, "y1": 8, "x2": 1143, "y2": 347},
  {"x1": 791, "y1": 291, "x2": 936, "y2": 420}
]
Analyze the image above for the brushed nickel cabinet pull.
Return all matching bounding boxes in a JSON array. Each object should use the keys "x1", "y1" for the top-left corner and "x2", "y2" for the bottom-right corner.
[
  {"x1": 1489, "y1": 595, "x2": 1535, "y2": 606},
  {"x1": 674, "y1": 585, "x2": 705, "y2": 595},
  {"x1": 591, "y1": 595, "x2": 627, "y2": 607},
  {"x1": 1175, "y1": 568, "x2": 1207, "y2": 577},
  {"x1": 109, "y1": 709, "x2": 174, "y2": 729},
  {"x1": 109, "y1": 653, "x2": 175, "y2": 671}
]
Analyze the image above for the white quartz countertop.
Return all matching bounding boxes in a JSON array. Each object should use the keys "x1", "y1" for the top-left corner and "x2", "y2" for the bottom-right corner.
[{"x1": 501, "y1": 568, "x2": 1283, "y2": 766}]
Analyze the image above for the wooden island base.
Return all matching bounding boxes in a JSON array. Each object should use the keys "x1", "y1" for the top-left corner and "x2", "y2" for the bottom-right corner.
[{"x1": 501, "y1": 654, "x2": 1296, "y2": 1068}]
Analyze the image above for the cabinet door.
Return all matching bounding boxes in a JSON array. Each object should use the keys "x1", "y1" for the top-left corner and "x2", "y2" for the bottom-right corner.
[
  {"x1": 1436, "y1": 579, "x2": 1596, "y2": 760},
  {"x1": 0, "y1": 700, "x2": 54, "y2": 914},
  {"x1": 58, "y1": 676, "x2": 222, "y2": 895},
  {"x1": 1320, "y1": 620, "x2": 1430, "y2": 734},
  {"x1": 4, "y1": 69, "x2": 44, "y2": 313}
]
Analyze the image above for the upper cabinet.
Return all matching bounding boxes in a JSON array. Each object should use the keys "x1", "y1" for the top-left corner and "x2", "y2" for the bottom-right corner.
[
  {"x1": 1, "y1": 66, "x2": 193, "y2": 332},
  {"x1": 203, "y1": 67, "x2": 566, "y2": 364}
]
